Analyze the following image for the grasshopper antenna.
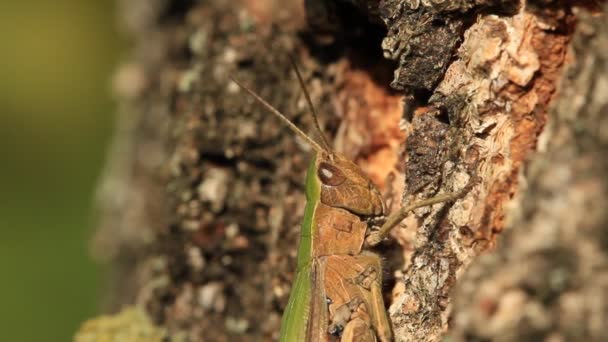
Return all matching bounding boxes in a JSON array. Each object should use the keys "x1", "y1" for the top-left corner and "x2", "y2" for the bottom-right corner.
[
  {"x1": 289, "y1": 56, "x2": 333, "y2": 153},
  {"x1": 229, "y1": 75, "x2": 326, "y2": 154}
]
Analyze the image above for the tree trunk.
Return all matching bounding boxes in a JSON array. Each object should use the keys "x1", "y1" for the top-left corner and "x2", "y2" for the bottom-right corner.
[{"x1": 84, "y1": 0, "x2": 607, "y2": 341}]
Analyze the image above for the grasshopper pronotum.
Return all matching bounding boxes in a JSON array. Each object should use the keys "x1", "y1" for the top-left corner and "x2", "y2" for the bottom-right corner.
[{"x1": 231, "y1": 60, "x2": 472, "y2": 342}]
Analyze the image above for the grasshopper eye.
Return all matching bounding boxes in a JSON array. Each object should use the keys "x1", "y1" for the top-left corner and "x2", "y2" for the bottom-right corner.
[{"x1": 318, "y1": 162, "x2": 346, "y2": 186}]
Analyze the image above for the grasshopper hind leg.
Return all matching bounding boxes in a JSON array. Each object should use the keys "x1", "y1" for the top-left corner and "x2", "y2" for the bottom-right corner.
[
  {"x1": 342, "y1": 317, "x2": 377, "y2": 342},
  {"x1": 324, "y1": 253, "x2": 392, "y2": 342}
]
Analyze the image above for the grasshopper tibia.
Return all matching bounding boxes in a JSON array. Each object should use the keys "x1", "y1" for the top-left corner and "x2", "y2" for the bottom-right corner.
[{"x1": 366, "y1": 175, "x2": 479, "y2": 246}]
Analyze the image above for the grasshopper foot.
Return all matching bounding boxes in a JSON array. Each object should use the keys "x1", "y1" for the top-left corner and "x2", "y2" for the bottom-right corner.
[
  {"x1": 341, "y1": 317, "x2": 376, "y2": 342},
  {"x1": 366, "y1": 231, "x2": 385, "y2": 246},
  {"x1": 328, "y1": 297, "x2": 364, "y2": 337}
]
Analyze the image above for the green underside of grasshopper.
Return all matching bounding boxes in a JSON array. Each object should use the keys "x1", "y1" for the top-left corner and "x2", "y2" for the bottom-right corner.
[{"x1": 279, "y1": 156, "x2": 319, "y2": 341}]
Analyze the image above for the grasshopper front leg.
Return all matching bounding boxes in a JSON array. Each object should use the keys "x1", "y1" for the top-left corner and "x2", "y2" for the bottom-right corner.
[{"x1": 366, "y1": 176, "x2": 478, "y2": 246}]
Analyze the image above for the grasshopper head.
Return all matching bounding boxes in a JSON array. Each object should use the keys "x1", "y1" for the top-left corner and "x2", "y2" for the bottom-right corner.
[{"x1": 316, "y1": 152, "x2": 385, "y2": 217}]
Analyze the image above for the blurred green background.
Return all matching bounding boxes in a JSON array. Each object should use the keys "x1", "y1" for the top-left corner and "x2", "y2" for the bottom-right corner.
[{"x1": 0, "y1": 1, "x2": 124, "y2": 341}]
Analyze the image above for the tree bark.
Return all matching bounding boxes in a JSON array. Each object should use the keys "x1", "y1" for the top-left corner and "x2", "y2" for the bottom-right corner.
[{"x1": 87, "y1": 0, "x2": 607, "y2": 341}]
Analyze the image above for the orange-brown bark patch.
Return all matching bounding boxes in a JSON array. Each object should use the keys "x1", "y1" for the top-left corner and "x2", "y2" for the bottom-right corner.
[
  {"x1": 482, "y1": 14, "x2": 572, "y2": 240},
  {"x1": 332, "y1": 61, "x2": 405, "y2": 201}
]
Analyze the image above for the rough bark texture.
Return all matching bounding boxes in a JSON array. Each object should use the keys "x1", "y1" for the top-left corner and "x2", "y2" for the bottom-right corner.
[
  {"x1": 88, "y1": 0, "x2": 606, "y2": 341},
  {"x1": 448, "y1": 7, "x2": 608, "y2": 341}
]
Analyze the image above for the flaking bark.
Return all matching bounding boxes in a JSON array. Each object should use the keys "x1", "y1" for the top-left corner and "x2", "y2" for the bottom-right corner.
[{"x1": 448, "y1": 7, "x2": 608, "y2": 341}]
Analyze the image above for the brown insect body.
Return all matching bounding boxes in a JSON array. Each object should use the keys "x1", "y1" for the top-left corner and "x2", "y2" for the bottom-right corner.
[{"x1": 310, "y1": 151, "x2": 392, "y2": 341}]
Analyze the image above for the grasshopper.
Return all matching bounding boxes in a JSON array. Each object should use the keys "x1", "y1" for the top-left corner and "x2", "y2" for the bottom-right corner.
[{"x1": 231, "y1": 61, "x2": 472, "y2": 342}]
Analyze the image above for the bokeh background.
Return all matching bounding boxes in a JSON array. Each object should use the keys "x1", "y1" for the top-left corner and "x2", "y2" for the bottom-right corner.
[{"x1": 0, "y1": 1, "x2": 123, "y2": 340}]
